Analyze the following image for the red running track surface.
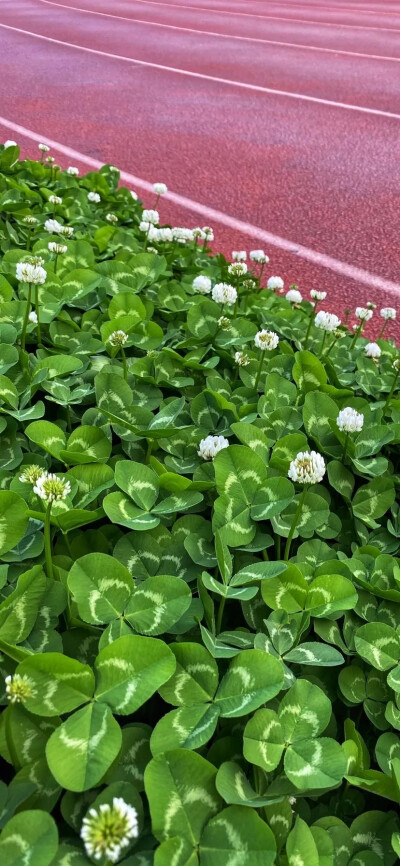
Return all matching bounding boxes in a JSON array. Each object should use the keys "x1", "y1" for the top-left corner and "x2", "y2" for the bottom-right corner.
[{"x1": 1, "y1": 0, "x2": 400, "y2": 339}]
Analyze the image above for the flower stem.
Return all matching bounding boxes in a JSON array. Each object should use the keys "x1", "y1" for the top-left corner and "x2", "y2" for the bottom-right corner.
[
  {"x1": 303, "y1": 310, "x2": 314, "y2": 350},
  {"x1": 121, "y1": 348, "x2": 128, "y2": 381},
  {"x1": 20, "y1": 283, "x2": 32, "y2": 351},
  {"x1": 54, "y1": 253, "x2": 58, "y2": 275},
  {"x1": 284, "y1": 487, "x2": 307, "y2": 561},
  {"x1": 351, "y1": 324, "x2": 362, "y2": 349},
  {"x1": 383, "y1": 369, "x2": 400, "y2": 415},
  {"x1": 319, "y1": 330, "x2": 327, "y2": 356},
  {"x1": 34, "y1": 286, "x2": 42, "y2": 346},
  {"x1": 254, "y1": 352, "x2": 265, "y2": 390},
  {"x1": 378, "y1": 322, "x2": 387, "y2": 340},
  {"x1": 342, "y1": 431, "x2": 350, "y2": 464},
  {"x1": 4, "y1": 705, "x2": 20, "y2": 769},
  {"x1": 44, "y1": 502, "x2": 54, "y2": 579}
]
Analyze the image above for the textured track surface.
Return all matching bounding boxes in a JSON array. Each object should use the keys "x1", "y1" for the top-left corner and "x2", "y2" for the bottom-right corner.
[{"x1": 1, "y1": 0, "x2": 400, "y2": 338}]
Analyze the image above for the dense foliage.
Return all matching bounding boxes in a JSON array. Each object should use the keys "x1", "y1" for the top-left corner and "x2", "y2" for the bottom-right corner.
[{"x1": 0, "y1": 142, "x2": 400, "y2": 865}]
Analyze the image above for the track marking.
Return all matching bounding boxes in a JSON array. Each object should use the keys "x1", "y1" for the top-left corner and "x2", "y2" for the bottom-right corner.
[
  {"x1": 2, "y1": 22, "x2": 400, "y2": 122},
  {"x1": 33, "y1": 0, "x2": 400, "y2": 64},
  {"x1": 0, "y1": 114, "x2": 399, "y2": 298}
]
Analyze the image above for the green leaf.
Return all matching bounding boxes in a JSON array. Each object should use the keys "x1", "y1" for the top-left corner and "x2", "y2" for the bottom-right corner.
[
  {"x1": 115, "y1": 460, "x2": 159, "y2": 510},
  {"x1": 46, "y1": 702, "x2": 122, "y2": 791},
  {"x1": 0, "y1": 810, "x2": 58, "y2": 866},
  {"x1": 214, "y1": 650, "x2": 284, "y2": 717},
  {"x1": 94, "y1": 634, "x2": 176, "y2": 714},
  {"x1": 25, "y1": 420, "x2": 66, "y2": 459},
  {"x1": 292, "y1": 350, "x2": 327, "y2": 393},
  {"x1": 158, "y1": 643, "x2": 219, "y2": 706},
  {"x1": 243, "y1": 709, "x2": 284, "y2": 772},
  {"x1": 0, "y1": 492, "x2": 29, "y2": 556},
  {"x1": 67, "y1": 552, "x2": 134, "y2": 624},
  {"x1": 352, "y1": 478, "x2": 395, "y2": 528},
  {"x1": 286, "y1": 817, "x2": 319, "y2": 866},
  {"x1": 16, "y1": 652, "x2": 95, "y2": 716},
  {"x1": 355, "y1": 623, "x2": 400, "y2": 671},
  {"x1": 151, "y1": 704, "x2": 220, "y2": 755},
  {"x1": 199, "y1": 805, "x2": 276, "y2": 865},
  {"x1": 125, "y1": 575, "x2": 191, "y2": 635}
]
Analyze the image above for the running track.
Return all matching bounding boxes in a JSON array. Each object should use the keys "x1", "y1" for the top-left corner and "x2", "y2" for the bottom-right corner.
[{"x1": 1, "y1": 0, "x2": 400, "y2": 337}]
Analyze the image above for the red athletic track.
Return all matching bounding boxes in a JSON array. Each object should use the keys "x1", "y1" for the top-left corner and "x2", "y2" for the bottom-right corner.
[{"x1": 1, "y1": 0, "x2": 400, "y2": 340}]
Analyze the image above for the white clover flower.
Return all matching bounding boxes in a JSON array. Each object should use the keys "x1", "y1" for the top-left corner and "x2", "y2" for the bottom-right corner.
[
  {"x1": 44, "y1": 218, "x2": 63, "y2": 233},
  {"x1": 5, "y1": 674, "x2": 36, "y2": 704},
  {"x1": 212, "y1": 283, "x2": 237, "y2": 306},
  {"x1": 286, "y1": 289, "x2": 302, "y2": 304},
  {"x1": 232, "y1": 250, "x2": 247, "y2": 262},
  {"x1": 380, "y1": 307, "x2": 396, "y2": 320},
  {"x1": 139, "y1": 221, "x2": 151, "y2": 233},
  {"x1": 314, "y1": 311, "x2": 341, "y2": 332},
  {"x1": 235, "y1": 351, "x2": 250, "y2": 366},
  {"x1": 393, "y1": 359, "x2": 400, "y2": 371},
  {"x1": 81, "y1": 797, "x2": 139, "y2": 864},
  {"x1": 28, "y1": 311, "x2": 38, "y2": 324},
  {"x1": 218, "y1": 316, "x2": 230, "y2": 330},
  {"x1": 130, "y1": 190, "x2": 138, "y2": 200},
  {"x1": 147, "y1": 247, "x2": 158, "y2": 254},
  {"x1": 109, "y1": 165, "x2": 119, "y2": 173},
  {"x1": 228, "y1": 262, "x2": 248, "y2": 276},
  {"x1": 288, "y1": 450, "x2": 326, "y2": 485},
  {"x1": 366, "y1": 301, "x2": 376, "y2": 310},
  {"x1": 153, "y1": 182, "x2": 167, "y2": 195},
  {"x1": 19, "y1": 464, "x2": 44, "y2": 484},
  {"x1": 364, "y1": 342, "x2": 381, "y2": 359},
  {"x1": 142, "y1": 209, "x2": 159, "y2": 225},
  {"x1": 337, "y1": 407, "x2": 364, "y2": 433},
  {"x1": 29, "y1": 255, "x2": 45, "y2": 267},
  {"x1": 106, "y1": 213, "x2": 118, "y2": 224},
  {"x1": 22, "y1": 215, "x2": 38, "y2": 225},
  {"x1": 108, "y1": 330, "x2": 128, "y2": 347},
  {"x1": 4, "y1": 140, "x2": 17, "y2": 148},
  {"x1": 38, "y1": 143, "x2": 50, "y2": 152},
  {"x1": 250, "y1": 249, "x2": 269, "y2": 263},
  {"x1": 172, "y1": 227, "x2": 194, "y2": 243},
  {"x1": 202, "y1": 226, "x2": 214, "y2": 241},
  {"x1": 193, "y1": 275, "x2": 212, "y2": 295},
  {"x1": 310, "y1": 290, "x2": 327, "y2": 301},
  {"x1": 157, "y1": 227, "x2": 172, "y2": 242},
  {"x1": 355, "y1": 307, "x2": 373, "y2": 322},
  {"x1": 33, "y1": 472, "x2": 71, "y2": 503},
  {"x1": 67, "y1": 166, "x2": 79, "y2": 176},
  {"x1": 254, "y1": 330, "x2": 279, "y2": 351},
  {"x1": 48, "y1": 242, "x2": 67, "y2": 254},
  {"x1": 198, "y1": 435, "x2": 229, "y2": 460},
  {"x1": 267, "y1": 276, "x2": 284, "y2": 291},
  {"x1": 58, "y1": 225, "x2": 74, "y2": 238},
  {"x1": 46, "y1": 156, "x2": 55, "y2": 164},
  {"x1": 16, "y1": 262, "x2": 47, "y2": 284},
  {"x1": 192, "y1": 227, "x2": 206, "y2": 240},
  {"x1": 88, "y1": 191, "x2": 101, "y2": 203},
  {"x1": 48, "y1": 194, "x2": 62, "y2": 205}
]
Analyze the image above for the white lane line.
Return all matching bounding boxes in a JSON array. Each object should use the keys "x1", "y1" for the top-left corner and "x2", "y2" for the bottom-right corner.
[
  {"x1": 2, "y1": 23, "x2": 400, "y2": 122},
  {"x1": 33, "y1": 0, "x2": 400, "y2": 64},
  {"x1": 0, "y1": 114, "x2": 399, "y2": 297},
  {"x1": 80, "y1": 0, "x2": 400, "y2": 33}
]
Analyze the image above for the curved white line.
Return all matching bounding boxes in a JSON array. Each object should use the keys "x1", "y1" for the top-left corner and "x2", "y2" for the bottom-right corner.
[
  {"x1": 0, "y1": 114, "x2": 399, "y2": 297},
  {"x1": 2, "y1": 22, "x2": 400, "y2": 121},
  {"x1": 33, "y1": 0, "x2": 400, "y2": 64}
]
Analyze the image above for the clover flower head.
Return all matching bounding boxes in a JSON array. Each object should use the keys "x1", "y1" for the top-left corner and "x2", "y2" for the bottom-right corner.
[
  {"x1": 393, "y1": 359, "x2": 400, "y2": 371},
  {"x1": 286, "y1": 289, "x2": 303, "y2": 304},
  {"x1": 29, "y1": 256, "x2": 45, "y2": 267},
  {"x1": 44, "y1": 218, "x2": 63, "y2": 233},
  {"x1": 67, "y1": 166, "x2": 79, "y2": 176},
  {"x1": 106, "y1": 213, "x2": 118, "y2": 224},
  {"x1": 202, "y1": 226, "x2": 214, "y2": 240},
  {"x1": 380, "y1": 307, "x2": 396, "y2": 321},
  {"x1": 48, "y1": 242, "x2": 68, "y2": 254},
  {"x1": 198, "y1": 435, "x2": 229, "y2": 460},
  {"x1": 192, "y1": 227, "x2": 206, "y2": 240},
  {"x1": 142, "y1": 209, "x2": 159, "y2": 225},
  {"x1": 243, "y1": 279, "x2": 257, "y2": 290},
  {"x1": 130, "y1": 190, "x2": 138, "y2": 200},
  {"x1": 80, "y1": 797, "x2": 139, "y2": 863},
  {"x1": 366, "y1": 301, "x2": 376, "y2": 310},
  {"x1": 58, "y1": 225, "x2": 74, "y2": 237},
  {"x1": 193, "y1": 275, "x2": 212, "y2": 295},
  {"x1": 88, "y1": 192, "x2": 101, "y2": 203},
  {"x1": 29, "y1": 311, "x2": 38, "y2": 324},
  {"x1": 19, "y1": 464, "x2": 44, "y2": 484},
  {"x1": 355, "y1": 307, "x2": 373, "y2": 322},
  {"x1": 157, "y1": 227, "x2": 173, "y2": 242},
  {"x1": 5, "y1": 674, "x2": 36, "y2": 704},
  {"x1": 218, "y1": 316, "x2": 230, "y2": 330},
  {"x1": 49, "y1": 194, "x2": 62, "y2": 205},
  {"x1": 212, "y1": 283, "x2": 237, "y2": 306},
  {"x1": 232, "y1": 251, "x2": 247, "y2": 262},
  {"x1": 22, "y1": 216, "x2": 38, "y2": 225},
  {"x1": 4, "y1": 140, "x2": 17, "y2": 148},
  {"x1": 172, "y1": 227, "x2": 194, "y2": 243},
  {"x1": 46, "y1": 157, "x2": 55, "y2": 164},
  {"x1": 364, "y1": 342, "x2": 381, "y2": 359},
  {"x1": 147, "y1": 247, "x2": 158, "y2": 254},
  {"x1": 288, "y1": 450, "x2": 326, "y2": 485},
  {"x1": 228, "y1": 262, "x2": 247, "y2": 276},
  {"x1": 254, "y1": 329, "x2": 279, "y2": 351},
  {"x1": 33, "y1": 472, "x2": 71, "y2": 503},
  {"x1": 337, "y1": 407, "x2": 364, "y2": 433},
  {"x1": 109, "y1": 166, "x2": 119, "y2": 173},
  {"x1": 267, "y1": 276, "x2": 284, "y2": 291},
  {"x1": 153, "y1": 182, "x2": 167, "y2": 196},
  {"x1": 38, "y1": 143, "x2": 50, "y2": 152},
  {"x1": 108, "y1": 330, "x2": 128, "y2": 348},
  {"x1": 310, "y1": 290, "x2": 327, "y2": 301},
  {"x1": 314, "y1": 311, "x2": 341, "y2": 332},
  {"x1": 16, "y1": 262, "x2": 47, "y2": 285},
  {"x1": 250, "y1": 249, "x2": 268, "y2": 263},
  {"x1": 235, "y1": 351, "x2": 250, "y2": 367}
]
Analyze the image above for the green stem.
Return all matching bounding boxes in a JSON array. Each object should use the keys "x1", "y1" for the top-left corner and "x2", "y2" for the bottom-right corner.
[
  {"x1": 378, "y1": 322, "x2": 387, "y2": 340},
  {"x1": 303, "y1": 310, "x2": 315, "y2": 350},
  {"x1": 54, "y1": 254, "x2": 58, "y2": 274},
  {"x1": 323, "y1": 333, "x2": 339, "y2": 359},
  {"x1": 284, "y1": 486, "x2": 307, "y2": 561},
  {"x1": 383, "y1": 369, "x2": 400, "y2": 415},
  {"x1": 275, "y1": 534, "x2": 281, "y2": 560},
  {"x1": 319, "y1": 330, "x2": 327, "y2": 356},
  {"x1": 44, "y1": 502, "x2": 54, "y2": 579},
  {"x1": 254, "y1": 352, "x2": 265, "y2": 390},
  {"x1": 146, "y1": 439, "x2": 153, "y2": 463},
  {"x1": 216, "y1": 597, "x2": 226, "y2": 634},
  {"x1": 66, "y1": 405, "x2": 72, "y2": 432},
  {"x1": 34, "y1": 285, "x2": 42, "y2": 346},
  {"x1": 259, "y1": 262, "x2": 265, "y2": 285},
  {"x1": 351, "y1": 324, "x2": 362, "y2": 349},
  {"x1": 342, "y1": 431, "x2": 350, "y2": 464},
  {"x1": 121, "y1": 347, "x2": 128, "y2": 381},
  {"x1": 20, "y1": 283, "x2": 32, "y2": 352},
  {"x1": 4, "y1": 705, "x2": 20, "y2": 769}
]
